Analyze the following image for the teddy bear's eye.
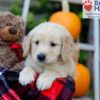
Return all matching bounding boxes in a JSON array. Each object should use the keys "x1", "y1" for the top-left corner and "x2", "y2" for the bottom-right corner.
[
  {"x1": 14, "y1": 25, "x2": 17, "y2": 27},
  {"x1": 35, "y1": 40, "x2": 39, "y2": 45},
  {"x1": 6, "y1": 23, "x2": 12, "y2": 26},
  {"x1": 50, "y1": 42, "x2": 57, "y2": 47}
]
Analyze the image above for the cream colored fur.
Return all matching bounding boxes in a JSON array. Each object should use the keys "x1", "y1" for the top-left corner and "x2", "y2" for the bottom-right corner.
[{"x1": 19, "y1": 22, "x2": 75, "y2": 90}]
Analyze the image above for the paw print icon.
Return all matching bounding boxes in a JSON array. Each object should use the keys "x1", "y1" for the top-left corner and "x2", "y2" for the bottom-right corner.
[{"x1": 83, "y1": 0, "x2": 93, "y2": 11}]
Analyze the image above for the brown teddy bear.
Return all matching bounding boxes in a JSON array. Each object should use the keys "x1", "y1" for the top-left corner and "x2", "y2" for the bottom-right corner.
[{"x1": 0, "y1": 12, "x2": 24, "y2": 71}]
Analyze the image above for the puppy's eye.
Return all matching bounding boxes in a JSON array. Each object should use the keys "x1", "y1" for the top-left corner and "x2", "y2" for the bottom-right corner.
[
  {"x1": 35, "y1": 40, "x2": 39, "y2": 45},
  {"x1": 50, "y1": 42, "x2": 57, "y2": 47}
]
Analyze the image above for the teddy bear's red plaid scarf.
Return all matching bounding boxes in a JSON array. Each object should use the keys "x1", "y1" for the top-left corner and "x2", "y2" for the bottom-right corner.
[{"x1": 0, "y1": 67, "x2": 75, "y2": 100}]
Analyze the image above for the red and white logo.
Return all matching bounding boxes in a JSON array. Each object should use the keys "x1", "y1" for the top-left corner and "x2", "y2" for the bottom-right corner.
[
  {"x1": 83, "y1": 0, "x2": 100, "y2": 18},
  {"x1": 83, "y1": 0, "x2": 93, "y2": 11}
]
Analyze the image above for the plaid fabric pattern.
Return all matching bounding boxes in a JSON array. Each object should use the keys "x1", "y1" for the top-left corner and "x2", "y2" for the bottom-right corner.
[{"x1": 0, "y1": 67, "x2": 75, "y2": 100}]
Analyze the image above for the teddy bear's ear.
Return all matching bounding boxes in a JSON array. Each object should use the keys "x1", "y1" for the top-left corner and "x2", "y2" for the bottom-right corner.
[{"x1": 17, "y1": 16, "x2": 24, "y2": 25}]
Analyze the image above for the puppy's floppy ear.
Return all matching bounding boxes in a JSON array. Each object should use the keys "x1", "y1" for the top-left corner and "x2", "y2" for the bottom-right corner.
[
  {"x1": 61, "y1": 35, "x2": 74, "y2": 62},
  {"x1": 22, "y1": 32, "x2": 33, "y2": 57}
]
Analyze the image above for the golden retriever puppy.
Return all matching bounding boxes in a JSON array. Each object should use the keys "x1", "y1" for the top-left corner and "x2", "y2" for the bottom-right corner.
[{"x1": 19, "y1": 22, "x2": 75, "y2": 90}]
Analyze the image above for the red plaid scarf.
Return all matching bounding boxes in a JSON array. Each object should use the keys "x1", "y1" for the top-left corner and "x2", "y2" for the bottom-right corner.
[{"x1": 0, "y1": 67, "x2": 75, "y2": 100}]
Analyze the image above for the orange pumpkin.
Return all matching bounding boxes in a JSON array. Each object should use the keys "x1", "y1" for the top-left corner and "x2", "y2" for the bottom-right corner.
[
  {"x1": 74, "y1": 63, "x2": 91, "y2": 97},
  {"x1": 49, "y1": 12, "x2": 81, "y2": 39}
]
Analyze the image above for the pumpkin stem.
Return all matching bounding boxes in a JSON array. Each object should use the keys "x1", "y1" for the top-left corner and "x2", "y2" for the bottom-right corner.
[{"x1": 61, "y1": 0, "x2": 69, "y2": 12}]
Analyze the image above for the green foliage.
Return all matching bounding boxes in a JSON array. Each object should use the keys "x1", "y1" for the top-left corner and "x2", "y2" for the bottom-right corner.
[
  {"x1": 26, "y1": 12, "x2": 35, "y2": 33},
  {"x1": 26, "y1": 12, "x2": 47, "y2": 34},
  {"x1": 79, "y1": 51, "x2": 89, "y2": 64},
  {"x1": 88, "y1": 89, "x2": 93, "y2": 98},
  {"x1": 9, "y1": 0, "x2": 22, "y2": 16},
  {"x1": 78, "y1": 12, "x2": 82, "y2": 19},
  {"x1": 10, "y1": 0, "x2": 61, "y2": 33}
]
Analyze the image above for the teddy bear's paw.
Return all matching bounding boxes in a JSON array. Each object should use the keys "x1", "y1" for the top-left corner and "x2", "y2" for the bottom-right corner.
[
  {"x1": 19, "y1": 67, "x2": 36, "y2": 86},
  {"x1": 36, "y1": 73, "x2": 55, "y2": 91}
]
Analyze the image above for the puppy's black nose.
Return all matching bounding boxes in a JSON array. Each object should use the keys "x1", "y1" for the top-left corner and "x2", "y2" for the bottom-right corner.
[{"x1": 37, "y1": 53, "x2": 46, "y2": 62}]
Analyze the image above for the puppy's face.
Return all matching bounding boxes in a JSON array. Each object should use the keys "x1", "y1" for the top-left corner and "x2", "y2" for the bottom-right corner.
[
  {"x1": 23, "y1": 22, "x2": 74, "y2": 65},
  {"x1": 31, "y1": 32, "x2": 62, "y2": 64}
]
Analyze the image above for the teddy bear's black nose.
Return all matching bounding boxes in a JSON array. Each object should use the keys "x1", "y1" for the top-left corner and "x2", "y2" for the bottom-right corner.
[
  {"x1": 37, "y1": 53, "x2": 46, "y2": 62},
  {"x1": 9, "y1": 27, "x2": 17, "y2": 35}
]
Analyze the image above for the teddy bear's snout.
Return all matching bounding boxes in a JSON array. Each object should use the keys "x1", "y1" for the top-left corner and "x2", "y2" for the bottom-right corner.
[
  {"x1": 0, "y1": 26, "x2": 19, "y2": 42},
  {"x1": 9, "y1": 27, "x2": 17, "y2": 35}
]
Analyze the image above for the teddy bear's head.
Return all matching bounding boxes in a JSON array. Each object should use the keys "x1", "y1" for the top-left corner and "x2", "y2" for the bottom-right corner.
[{"x1": 0, "y1": 12, "x2": 24, "y2": 42}]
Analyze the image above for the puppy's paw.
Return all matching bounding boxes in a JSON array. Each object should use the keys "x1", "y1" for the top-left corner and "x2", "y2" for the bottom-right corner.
[
  {"x1": 36, "y1": 73, "x2": 56, "y2": 91},
  {"x1": 19, "y1": 67, "x2": 36, "y2": 86}
]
